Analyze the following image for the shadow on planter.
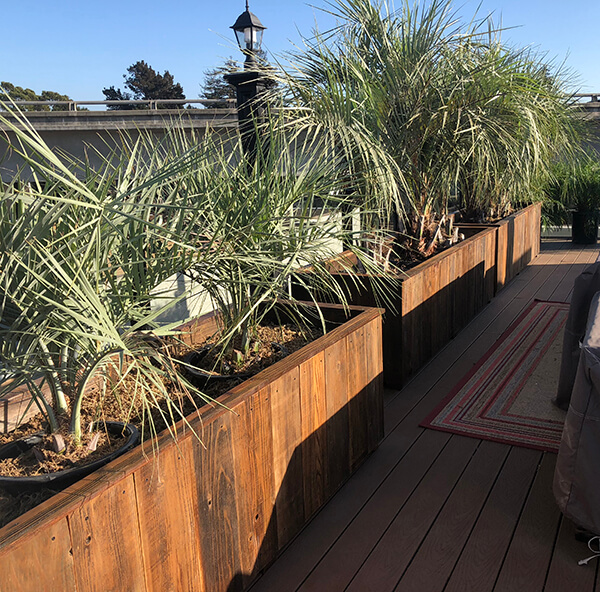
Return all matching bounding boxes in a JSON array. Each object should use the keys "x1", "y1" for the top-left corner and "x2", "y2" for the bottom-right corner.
[
  {"x1": 220, "y1": 379, "x2": 382, "y2": 592},
  {"x1": 293, "y1": 234, "x2": 497, "y2": 389},
  {"x1": 0, "y1": 305, "x2": 384, "y2": 592}
]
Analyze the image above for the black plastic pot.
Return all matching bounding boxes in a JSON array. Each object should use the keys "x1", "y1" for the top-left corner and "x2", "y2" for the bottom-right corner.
[
  {"x1": 0, "y1": 421, "x2": 139, "y2": 494},
  {"x1": 572, "y1": 210, "x2": 599, "y2": 245}
]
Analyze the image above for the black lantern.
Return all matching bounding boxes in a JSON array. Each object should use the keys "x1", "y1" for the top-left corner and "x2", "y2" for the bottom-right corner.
[{"x1": 230, "y1": 1, "x2": 267, "y2": 66}]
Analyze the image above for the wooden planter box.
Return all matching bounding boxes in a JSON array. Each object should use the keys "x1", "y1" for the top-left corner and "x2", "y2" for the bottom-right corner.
[
  {"x1": 457, "y1": 202, "x2": 542, "y2": 293},
  {"x1": 0, "y1": 303, "x2": 384, "y2": 592},
  {"x1": 294, "y1": 226, "x2": 497, "y2": 388}
]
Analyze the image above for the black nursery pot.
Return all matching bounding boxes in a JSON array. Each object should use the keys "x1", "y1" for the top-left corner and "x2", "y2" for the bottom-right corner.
[
  {"x1": 572, "y1": 210, "x2": 599, "y2": 245},
  {"x1": 0, "y1": 421, "x2": 139, "y2": 494}
]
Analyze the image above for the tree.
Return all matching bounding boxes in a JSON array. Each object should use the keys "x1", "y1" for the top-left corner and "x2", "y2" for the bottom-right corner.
[
  {"x1": 0, "y1": 82, "x2": 73, "y2": 111},
  {"x1": 199, "y1": 58, "x2": 238, "y2": 108},
  {"x1": 102, "y1": 61, "x2": 185, "y2": 110},
  {"x1": 199, "y1": 53, "x2": 278, "y2": 108}
]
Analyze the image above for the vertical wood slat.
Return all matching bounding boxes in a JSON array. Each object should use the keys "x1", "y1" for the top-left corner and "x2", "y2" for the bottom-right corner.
[
  {"x1": 230, "y1": 387, "x2": 277, "y2": 583},
  {"x1": 270, "y1": 368, "x2": 304, "y2": 550},
  {"x1": 0, "y1": 518, "x2": 76, "y2": 592},
  {"x1": 135, "y1": 437, "x2": 205, "y2": 592},
  {"x1": 70, "y1": 474, "x2": 147, "y2": 592},
  {"x1": 347, "y1": 326, "x2": 369, "y2": 471},
  {"x1": 323, "y1": 337, "x2": 350, "y2": 498},
  {"x1": 300, "y1": 352, "x2": 327, "y2": 520},
  {"x1": 365, "y1": 315, "x2": 384, "y2": 453},
  {"x1": 194, "y1": 412, "x2": 244, "y2": 592}
]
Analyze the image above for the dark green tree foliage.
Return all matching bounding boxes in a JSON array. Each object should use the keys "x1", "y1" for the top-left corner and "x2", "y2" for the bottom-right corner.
[
  {"x1": 199, "y1": 58, "x2": 238, "y2": 108},
  {"x1": 0, "y1": 82, "x2": 72, "y2": 111},
  {"x1": 102, "y1": 61, "x2": 185, "y2": 110},
  {"x1": 199, "y1": 53, "x2": 278, "y2": 108}
]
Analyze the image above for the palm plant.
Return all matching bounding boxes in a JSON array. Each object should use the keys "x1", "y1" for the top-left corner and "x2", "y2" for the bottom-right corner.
[
  {"x1": 272, "y1": 0, "x2": 580, "y2": 254},
  {"x1": 543, "y1": 152, "x2": 600, "y2": 227},
  {"x1": 181, "y1": 114, "x2": 398, "y2": 366},
  {"x1": 0, "y1": 109, "x2": 216, "y2": 445},
  {"x1": 0, "y1": 105, "x2": 396, "y2": 449}
]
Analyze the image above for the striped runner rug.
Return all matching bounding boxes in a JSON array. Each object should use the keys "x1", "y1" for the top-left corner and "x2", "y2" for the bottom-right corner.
[{"x1": 420, "y1": 300, "x2": 570, "y2": 453}]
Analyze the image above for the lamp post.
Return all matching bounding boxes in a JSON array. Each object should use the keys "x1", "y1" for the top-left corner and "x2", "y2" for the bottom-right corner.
[{"x1": 225, "y1": 2, "x2": 268, "y2": 163}]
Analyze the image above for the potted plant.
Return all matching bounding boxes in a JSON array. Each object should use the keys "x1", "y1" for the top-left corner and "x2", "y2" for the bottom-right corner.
[
  {"x1": 272, "y1": 0, "x2": 578, "y2": 259},
  {"x1": 0, "y1": 109, "x2": 221, "y2": 489},
  {"x1": 0, "y1": 108, "x2": 392, "y2": 590},
  {"x1": 544, "y1": 154, "x2": 600, "y2": 244},
  {"x1": 0, "y1": 105, "x2": 393, "y2": 510},
  {"x1": 267, "y1": 0, "x2": 577, "y2": 386}
]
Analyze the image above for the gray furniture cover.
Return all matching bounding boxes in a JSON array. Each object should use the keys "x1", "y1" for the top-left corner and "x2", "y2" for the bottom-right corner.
[
  {"x1": 554, "y1": 290, "x2": 600, "y2": 535},
  {"x1": 555, "y1": 262, "x2": 600, "y2": 410}
]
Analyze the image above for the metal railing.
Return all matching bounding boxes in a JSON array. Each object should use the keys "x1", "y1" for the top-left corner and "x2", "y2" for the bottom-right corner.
[
  {"x1": 573, "y1": 93, "x2": 600, "y2": 103},
  {"x1": 0, "y1": 98, "x2": 236, "y2": 111}
]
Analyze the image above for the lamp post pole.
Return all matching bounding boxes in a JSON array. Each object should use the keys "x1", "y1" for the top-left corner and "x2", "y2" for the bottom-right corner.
[{"x1": 225, "y1": 2, "x2": 268, "y2": 164}]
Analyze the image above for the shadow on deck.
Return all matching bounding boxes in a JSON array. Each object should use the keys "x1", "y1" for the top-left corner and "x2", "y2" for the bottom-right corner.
[{"x1": 248, "y1": 238, "x2": 600, "y2": 592}]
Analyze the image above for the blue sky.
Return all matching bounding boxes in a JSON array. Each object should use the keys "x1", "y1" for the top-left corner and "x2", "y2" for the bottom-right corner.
[{"x1": 1, "y1": 1, "x2": 598, "y2": 101}]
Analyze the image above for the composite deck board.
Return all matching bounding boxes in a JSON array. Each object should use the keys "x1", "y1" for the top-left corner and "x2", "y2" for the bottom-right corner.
[
  {"x1": 298, "y1": 429, "x2": 452, "y2": 592},
  {"x1": 344, "y1": 435, "x2": 481, "y2": 592},
  {"x1": 492, "y1": 453, "x2": 561, "y2": 592},
  {"x1": 393, "y1": 440, "x2": 510, "y2": 592},
  {"x1": 249, "y1": 239, "x2": 600, "y2": 592}
]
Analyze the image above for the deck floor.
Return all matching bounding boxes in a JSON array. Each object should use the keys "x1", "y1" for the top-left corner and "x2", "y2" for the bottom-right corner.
[{"x1": 250, "y1": 238, "x2": 600, "y2": 592}]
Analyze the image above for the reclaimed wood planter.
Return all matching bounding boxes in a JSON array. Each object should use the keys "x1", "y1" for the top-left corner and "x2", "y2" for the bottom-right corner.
[
  {"x1": 0, "y1": 303, "x2": 384, "y2": 592},
  {"x1": 457, "y1": 202, "x2": 542, "y2": 292},
  {"x1": 294, "y1": 226, "x2": 497, "y2": 388}
]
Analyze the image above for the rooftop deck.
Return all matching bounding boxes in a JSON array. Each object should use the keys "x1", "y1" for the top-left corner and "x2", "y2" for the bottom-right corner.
[{"x1": 250, "y1": 238, "x2": 600, "y2": 592}]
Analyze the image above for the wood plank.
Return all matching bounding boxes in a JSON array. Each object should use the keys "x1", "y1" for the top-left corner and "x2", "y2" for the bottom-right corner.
[
  {"x1": 231, "y1": 386, "x2": 277, "y2": 582},
  {"x1": 443, "y1": 447, "x2": 542, "y2": 592},
  {"x1": 365, "y1": 315, "x2": 384, "y2": 452},
  {"x1": 270, "y1": 368, "x2": 304, "y2": 550},
  {"x1": 0, "y1": 518, "x2": 76, "y2": 592},
  {"x1": 394, "y1": 440, "x2": 509, "y2": 592},
  {"x1": 544, "y1": 516, "x2": 597, "y2": 592},
  {"x1": 193, "y1": 412, "x2": 244, "y2": 592},
  {"x1": 549, "y1": 245, "x2": 599, "y2": 303},
  {"x1": 347, "y1": 326, "x2": 369, "y2": 471},
  {"x1": 401, "y1": 273, "x2": 421, "y2": 380},
  {"x1": 134, "y1": 436, "x2": 205, "y2": 592},
  {"x1": 300, "y1": 351, "x2": 327, "y2": 520},
  {"x1": 345, "y1": 435, "x2": 480, "y2": 592},
  {"x1": 323, "y1": 337, "x2": 350, "y2": 498},
  {"x1": 493, "y1": 453, "x2": 562, "y2": 592},
  {"x1": 70, "y1": 474, "x2": 147, "y2": 592}
]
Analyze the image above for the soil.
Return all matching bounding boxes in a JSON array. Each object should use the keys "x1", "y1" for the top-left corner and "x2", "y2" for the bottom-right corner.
[{"x1": 0, "y1": 321, "x2": 317, "y2": 529}]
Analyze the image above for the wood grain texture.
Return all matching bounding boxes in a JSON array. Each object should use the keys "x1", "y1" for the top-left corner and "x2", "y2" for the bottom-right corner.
[
  {"x1": 444, "y1": 447, "x2": 542, "y2": 592},
  {"x1": 394, "y1": 440, "x2": 509, "y2": 592},
  {"x1": 70, "y1": 474, "x2": 147, "y2": 592},
  {"x1": 346, "y1": 435, "x2": 480, "y2": 592},
  {"x1": 135, "y1": 436, "x2": 205, "y2": 592},
  {"x1": 230, "y1": 386, "x2": 277, "y2": 583},
  {"x1": 0, "y1": 518, "x2": 76, "y2": 592},
  {"x1": 299, "y1": 352, "x2": 327, "y2": 520},
  {"x1": 365, "y1": 315, "x2": 384, "y2": 452},
  {"x1": 323, "y1": 337, "x2": 350, "y2": 498},
  {"x1": 494, "y1": 453, "x2": 561, "y2": 592},
  {"x1": 298, "y1": 429, "x2": 451, "y2": 592},
  {"x1": 347, "y1": 327, "x2": 369, "y2": 471},
  {"x1": 270, "y1": 368, "x2": 304, "y2": 550},
  {"x1": 193, "y1": 412, "x2": 244, "y2": 592}
]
